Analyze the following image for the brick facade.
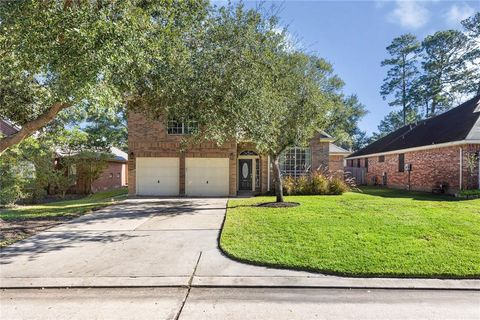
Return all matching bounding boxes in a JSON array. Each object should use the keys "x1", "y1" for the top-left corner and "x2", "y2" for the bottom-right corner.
[
  {"x1": 128, "y1": 112, "x2": 237, "y2": 196},
  {"x1": 128, "y1": 111, "x2": 347, "y2": 196},
  {"x1": 328, "y1": 155, "x2": 345, "y2": 176},
  {"x1": 74, "y1": 161, "x2": 128, "y2": 194},
  {"x1": 351, "y1": 144, "x2": 480, "y2": 194}
]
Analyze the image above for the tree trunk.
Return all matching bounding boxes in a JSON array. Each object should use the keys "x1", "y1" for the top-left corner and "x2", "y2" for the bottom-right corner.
[
  {"x1": 272, "y1": 155, "x2": 284, "y2": 203},
  {"x1": 0, "y1": 102, "x2": 70, "y2": 154}
]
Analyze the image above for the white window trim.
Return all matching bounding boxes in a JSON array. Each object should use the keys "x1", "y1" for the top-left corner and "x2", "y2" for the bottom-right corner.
[
  {"x1": 167, "y1": 119, "x2": 198, "y2": 135},
  {"x1": 279, "y1": 147, "x2": 312, "y2": 177}
]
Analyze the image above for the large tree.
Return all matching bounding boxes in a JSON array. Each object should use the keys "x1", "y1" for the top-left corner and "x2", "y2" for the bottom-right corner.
[
  {"x1": 129, "y1": 4, "x2": 343, "y2": 203},
  {"x1": 420, "y1": 30, "x2": 477, "y2": 117},
  {"x1": 461, "y1": 13, "x2": 480, "y2": 95},
  {"x1": 380, "y1": 34, "x2": 421, "y2": 126},
  {"x1": 325, "y1": 94, "x2": 368, "y2": 151},
  {"x1": 372, "y1": 108, "x2": 422, "y2": 140},
  {"x1": 0, "y1": 0, "x2": 208, "y2": 153}
]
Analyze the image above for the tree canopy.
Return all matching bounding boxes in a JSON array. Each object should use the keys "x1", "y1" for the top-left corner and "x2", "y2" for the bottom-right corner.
[
  {"x1": 0, "y1": 0, "x2": 208, "y2": 153},
  {"x1": 1, "y1": 1, "x2": 366, "y2": 203},
  {"x1": 374, "y1": 14, "x2": 479, "y2": 139}
]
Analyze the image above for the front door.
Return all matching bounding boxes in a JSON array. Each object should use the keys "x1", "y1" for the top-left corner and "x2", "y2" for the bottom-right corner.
[{"x1": 238, "y1": 159, "x2": 252, "y2": 191}]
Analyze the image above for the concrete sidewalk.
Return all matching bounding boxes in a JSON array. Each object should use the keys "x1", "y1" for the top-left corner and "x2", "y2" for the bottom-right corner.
[
  {"x1": 1, "y1": 198, "x2": 479, "y2": 290},
  {"x1": 2, "y1": 288, "x2": 479, "y2": 320}
]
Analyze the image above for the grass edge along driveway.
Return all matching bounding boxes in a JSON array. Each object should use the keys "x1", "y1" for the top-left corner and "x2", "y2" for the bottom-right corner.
[{"x1": 220, "y1": 187, "x2": 480, "y2": 278}]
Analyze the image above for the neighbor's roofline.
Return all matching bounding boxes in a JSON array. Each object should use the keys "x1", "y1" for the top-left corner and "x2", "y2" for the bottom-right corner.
[{"x1": 346, "y1": 139, "x2": 480, "y2": 160}]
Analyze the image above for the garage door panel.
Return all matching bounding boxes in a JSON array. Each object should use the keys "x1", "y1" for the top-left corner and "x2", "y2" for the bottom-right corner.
[
  {"x1": 185, "y1": 158, "x2": 229, "y2": 196},
  {"x1": 136, "y1": 157, "x2": 179, "y2": 196}
]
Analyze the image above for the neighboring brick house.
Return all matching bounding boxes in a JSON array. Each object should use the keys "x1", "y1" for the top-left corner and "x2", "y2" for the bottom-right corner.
[
  {"x1": 346, "y1": 96, "x2": 480, "y2": 194},
  {"x1": 128, "y1": 112, "x2": 350, "y2": 196},
  {"x1": 63, "y1": 147, "x2": 129, "y2": 194}
]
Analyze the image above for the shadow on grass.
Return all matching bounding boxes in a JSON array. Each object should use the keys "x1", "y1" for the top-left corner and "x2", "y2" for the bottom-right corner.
[{"x1": 354, "y1": 186, "x2": 463, "y2": 202}]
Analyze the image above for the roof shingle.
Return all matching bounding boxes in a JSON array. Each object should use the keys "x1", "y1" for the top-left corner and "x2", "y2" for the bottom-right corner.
[{"x1": 348, "y1": 95, "x2": 480, "y2": 158}]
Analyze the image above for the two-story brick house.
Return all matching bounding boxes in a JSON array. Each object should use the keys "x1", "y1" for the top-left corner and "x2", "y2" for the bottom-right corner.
[
  {"x1": 128, "y1": 112, "x2": 350, "y2": 196},
  {"x1": 346, "y1": 96, "x2": 480, "y2": 194}
]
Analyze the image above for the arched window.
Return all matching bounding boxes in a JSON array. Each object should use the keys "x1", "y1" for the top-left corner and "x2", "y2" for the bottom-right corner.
[{"x1": 240, "y1": 150, "x2": 258, "y2": 156}]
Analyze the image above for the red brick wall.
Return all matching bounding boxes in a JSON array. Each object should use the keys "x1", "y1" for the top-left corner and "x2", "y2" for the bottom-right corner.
[
  {"x1": 128, "y1": 111, "x2": 237, "y2": 196},
  {"x1": 328, "y1": 155, "x2": 345, "y2": 176},
  {"x1": 91, "y1": 162, "x2": 127, "y2": 193},
  {"x1": 74, "y1": 161, "x2": 127, "y2": 194},
  {"x1": 129, "y1": 111, "x2": 341, "y2": 196},
  {"x1": 310, "y1": 136, "x2": 330, "y2": 171},
  {"x1": 354, "y1": 144, "x2": 480, "y2": 194}
]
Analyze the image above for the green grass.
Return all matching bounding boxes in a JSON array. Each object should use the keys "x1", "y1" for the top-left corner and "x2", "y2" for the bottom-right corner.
[
  {"x1": 221, "y1": 187, "x2": 480, "y2": 278},
  {"x1": 0, "y1": 188, "x2": 128, "y2": 221}
]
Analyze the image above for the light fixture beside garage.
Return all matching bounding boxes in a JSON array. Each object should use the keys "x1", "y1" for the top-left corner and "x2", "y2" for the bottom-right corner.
[{"x1": 229, "y1": 153, "x2": 235, "y2": 160}]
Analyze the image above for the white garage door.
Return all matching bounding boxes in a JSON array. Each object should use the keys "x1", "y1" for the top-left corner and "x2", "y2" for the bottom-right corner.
[
  {"x1": 185, "y1": 158, "x2": 229, "y2": 196},
  {"x1": 136, "y1": 157, "x2": 179, "y2": 196}
]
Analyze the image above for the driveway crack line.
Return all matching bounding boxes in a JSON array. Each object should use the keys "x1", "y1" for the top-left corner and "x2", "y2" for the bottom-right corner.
[{"x1": 174, "y1": 251, "x2": 202, "y2": 320}]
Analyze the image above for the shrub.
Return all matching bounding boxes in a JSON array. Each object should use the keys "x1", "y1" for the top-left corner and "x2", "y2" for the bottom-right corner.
[
  {"x1": 328, "y1": 177, "x2": 349, "y2": 195},
  {"x1": 283, "y1": 176, "x2": 297, "y2": 196},
  {"x1": 296, "y1": 175, "x2": 311, "y2": 195},
  {"x1": 281, "y1": 169, "x2": 354, "y2": 196},
  {"x1": 311, "y1": 171, "x2": 330, "y2": 194}
]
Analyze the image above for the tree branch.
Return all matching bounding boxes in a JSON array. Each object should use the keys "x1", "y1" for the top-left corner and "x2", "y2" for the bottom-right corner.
[{"x1": 0, "y1": 102, "x2": 70, "y2": 154}]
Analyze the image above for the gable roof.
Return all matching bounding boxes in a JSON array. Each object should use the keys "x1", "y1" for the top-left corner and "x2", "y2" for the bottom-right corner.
[
  {"x1": 347, "y1": 95, "x2": 480, "y2": 159},
  {"x1": 329, "y1": 143, "x2": 350, "y2": 155},
  {"x1": 110, "y1": 147, "x2": 128, "y2": 162},
  {"x1": 56, "y1": 146, "x2": 128, "y2": 163}
]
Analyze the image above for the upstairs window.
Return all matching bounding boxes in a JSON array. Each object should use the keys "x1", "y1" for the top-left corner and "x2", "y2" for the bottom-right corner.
[
  {"x1": 378, "y1": 155, "x2": 385, "y2": 163},
  {"x1": 279, "y1": 147, "x2": 311, "y2": 178},
  {"x1": 167, "y1": 118, "x2": 198, "y2": 135},
  {"x1": 398, "y1": 154, "x2": 405, "y2": 172}
]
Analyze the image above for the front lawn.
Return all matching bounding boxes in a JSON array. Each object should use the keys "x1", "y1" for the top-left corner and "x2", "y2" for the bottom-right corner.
[
  {"x1": 0, "y1": 188, "x2": 128, "y2": 247},
  {"x1": 221, "y1": 187, "x2": 480, "y2": 278}
]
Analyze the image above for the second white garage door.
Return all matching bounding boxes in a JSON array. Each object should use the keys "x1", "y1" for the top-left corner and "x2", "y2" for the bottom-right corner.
[
  {"x1": 185, "y1": 158, "x2": 229, "y2": 196},
  {"x1": 136, "y1": 157, "x2": 179, "y2": 196}
]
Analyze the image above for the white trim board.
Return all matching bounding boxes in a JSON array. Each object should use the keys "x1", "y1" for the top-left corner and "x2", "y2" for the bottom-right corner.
[{"x1": 346, "y1": 140, "x2": 480, "y2": 160}]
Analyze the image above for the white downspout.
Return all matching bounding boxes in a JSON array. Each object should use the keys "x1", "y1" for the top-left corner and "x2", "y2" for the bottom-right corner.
[
  {"x1": 459, "y1": 147, "x2": 463, "y2": 191},
  {"x1": 267, "y1": 155, "x2": 271, "y2": 192}
]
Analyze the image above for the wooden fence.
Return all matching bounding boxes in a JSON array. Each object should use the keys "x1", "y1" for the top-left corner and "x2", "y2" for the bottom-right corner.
[{"x1": 344, "y1": 167, "x2": 366, "y2": 185}]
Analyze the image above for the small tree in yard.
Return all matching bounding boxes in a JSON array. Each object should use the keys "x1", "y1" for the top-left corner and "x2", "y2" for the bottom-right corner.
[
  {"x1": 465, "y1": 153, "x2": 479, "y2": 190},
  {"x1": 246, "y1": 53, "x2": 342, "y2": 202},
  {"x1": 71, "y1": 151, "x2": 109, "y2": 195},
  {"x1": 55, "y1": 129, "x2": 111, "y2": 195}
]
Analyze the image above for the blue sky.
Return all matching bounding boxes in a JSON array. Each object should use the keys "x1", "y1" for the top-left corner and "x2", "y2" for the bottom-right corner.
[{"x1": 215, "y1": 0, "x2": 479, "y2": 135}]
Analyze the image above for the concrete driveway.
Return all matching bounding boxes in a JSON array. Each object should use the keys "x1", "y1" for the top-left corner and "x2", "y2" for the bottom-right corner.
[
  {"x1": 2, "y1": 198, "x2": 480, "y2": 319},
  {"x1": 1, "y1": 198, "x2": 479, "y2": 289}
]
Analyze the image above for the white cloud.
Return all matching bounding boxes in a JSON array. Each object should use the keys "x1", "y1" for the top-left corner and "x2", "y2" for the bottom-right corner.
[
  {"x1": 445, "y1": 4, "x2": 475, "y2": 27},
  {"x1": 388, "y1": 1, "x2": 430, "y2": 29}
]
